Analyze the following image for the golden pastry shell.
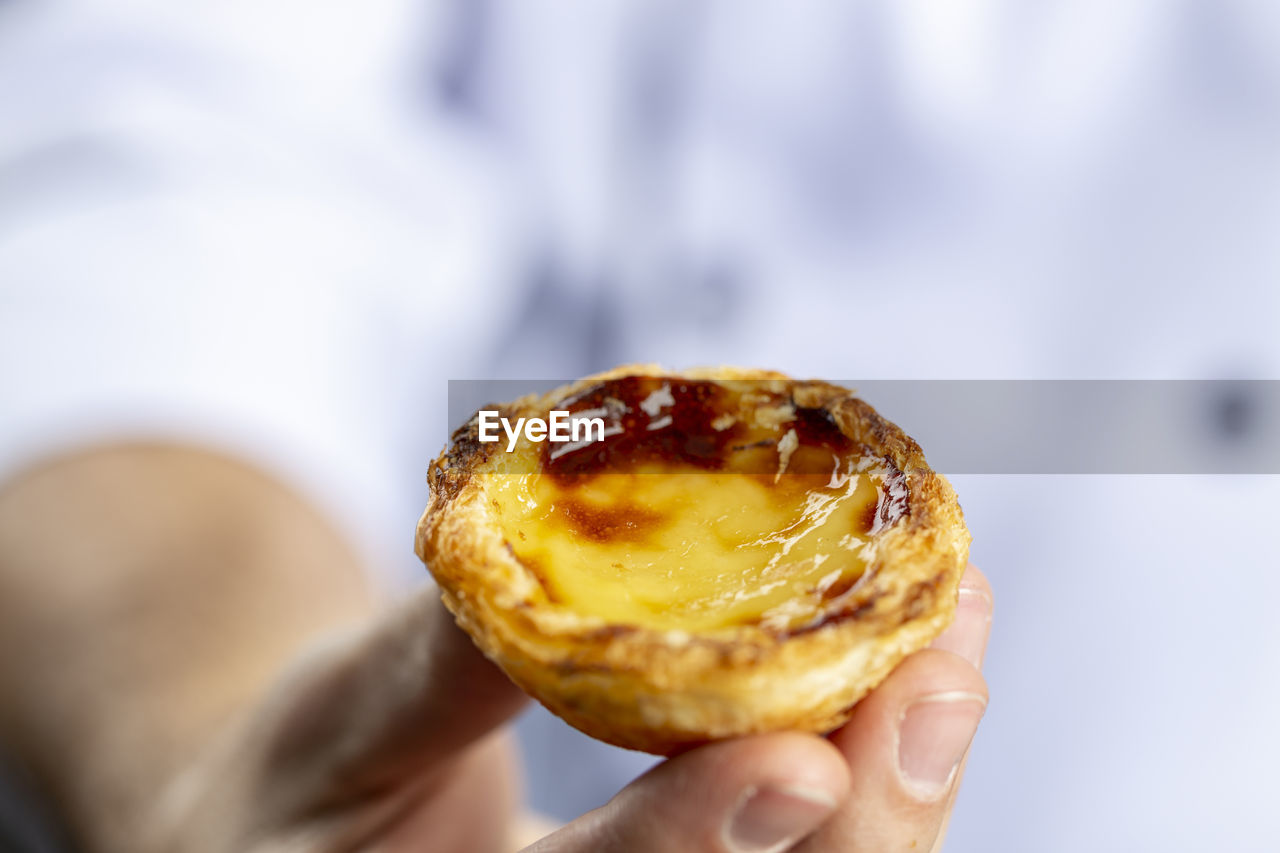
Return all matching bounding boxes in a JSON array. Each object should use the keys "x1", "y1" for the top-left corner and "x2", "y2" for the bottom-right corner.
[{"x1": 416, "y1": 364, "x2": 971, "y2": 755}]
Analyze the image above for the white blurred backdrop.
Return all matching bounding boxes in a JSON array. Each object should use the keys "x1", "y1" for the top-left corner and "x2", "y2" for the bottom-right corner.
[{"x1": 3, "y1": 1, "x2": 1280, "y2": 850}]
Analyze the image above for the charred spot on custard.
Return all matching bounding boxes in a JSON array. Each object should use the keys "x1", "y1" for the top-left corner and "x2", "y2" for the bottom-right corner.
[
  {"x1": 790, "y1": 405, "x2": 850, "y2": 451},
  {"x1": 546, "y1": 377, "x2": 746, "y2": 477},
  {"x1": 552, "y1": 496, "x2": 669, "y2": 543},
  {"x1": 541, "y1": 377, "x2": 864, "y2": 480}
]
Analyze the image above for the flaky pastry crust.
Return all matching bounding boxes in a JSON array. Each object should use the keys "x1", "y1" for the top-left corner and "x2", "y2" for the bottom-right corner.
[{"x1": 415, "y1": 365, "x2": 970, "y2": 755}]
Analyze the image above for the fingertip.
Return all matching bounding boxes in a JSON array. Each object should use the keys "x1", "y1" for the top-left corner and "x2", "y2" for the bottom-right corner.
[
  {"x1": 761, "y1": 731, "x2": 854, "y2": 810},
  {"x1": 959, "y1": 562, "x2": 994, "y2": 614},
  {"x1": 802, "y1": 650, "x2": 987, "y2": 851},
  {"x1": 846, "y1": 648, "x2": 988, "y2": 723},
  {"x1": 715, "y1": 733, "x2": 849, "y2": 853},
  {"x1": 930, "y1": 565, "x2": 994, "y2": 669},
  {"x1": 551, "y1": 732, "x2": 848, "y2": 853},
  {"x1": 953, "y1": 562, "x2": 994, "y2": 635},
  {"x1": 829, "y1": 649, "x2": 987, "y2": 775},
  {"x1": 652, "y1": 731, "x2": 852, "y2": 822}
]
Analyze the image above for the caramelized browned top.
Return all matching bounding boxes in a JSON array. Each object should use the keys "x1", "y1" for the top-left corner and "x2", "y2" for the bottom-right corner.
[{"x1": 546, "y1": 376, "x2": 866, "y2": 473}]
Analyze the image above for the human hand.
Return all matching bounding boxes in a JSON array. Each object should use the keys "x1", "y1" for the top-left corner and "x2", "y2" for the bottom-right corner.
[
  {"x1": 146, "y1": 564, "x2": 990, "y2": 853},
  {"x1": 526, "y1": 562, "x2": 992, "y2": 853}
]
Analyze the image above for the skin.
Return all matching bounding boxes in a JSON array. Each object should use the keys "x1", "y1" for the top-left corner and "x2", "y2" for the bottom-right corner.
[{"x1": 0, "y1": 444, "x2": 992, "y2": 853}]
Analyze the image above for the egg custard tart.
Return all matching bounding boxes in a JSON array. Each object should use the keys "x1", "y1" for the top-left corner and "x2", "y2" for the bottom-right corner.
[{"x1": 416, "y1": 365, "x2": 970, "y2": 755}]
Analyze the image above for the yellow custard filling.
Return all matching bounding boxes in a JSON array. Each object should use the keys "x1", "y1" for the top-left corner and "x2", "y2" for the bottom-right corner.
[{"x1": 490, "y1": 465, "x2": 888, "y2": 632}]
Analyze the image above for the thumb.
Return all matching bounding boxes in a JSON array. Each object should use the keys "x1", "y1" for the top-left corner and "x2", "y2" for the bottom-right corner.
[{"x1": 524, "y1": 733, "x2": 850, "y2": 853}]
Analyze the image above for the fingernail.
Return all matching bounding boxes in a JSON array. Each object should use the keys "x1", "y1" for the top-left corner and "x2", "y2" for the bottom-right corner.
[
  {"x1": 723, "y1": 784, "x2": 838, "y2": 853},
  {"x1": 897, "y1": 691, "x2": 986, "y2": 801}
]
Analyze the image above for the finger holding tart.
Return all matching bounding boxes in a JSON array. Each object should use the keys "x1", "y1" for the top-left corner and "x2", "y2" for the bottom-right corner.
[{"x1": 416, "y1": 365, "x2": 970, "y2": 755}]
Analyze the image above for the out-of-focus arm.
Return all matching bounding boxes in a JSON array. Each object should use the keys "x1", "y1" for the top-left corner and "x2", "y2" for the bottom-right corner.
[{"x1": 0, "y1": 443, "x2": 376, "y2": 851}]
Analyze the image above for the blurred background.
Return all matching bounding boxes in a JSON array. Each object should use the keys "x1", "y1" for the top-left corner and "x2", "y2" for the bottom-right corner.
[{"x1": 2, "y1": 0, "x2": 1279, "y2": 850}]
